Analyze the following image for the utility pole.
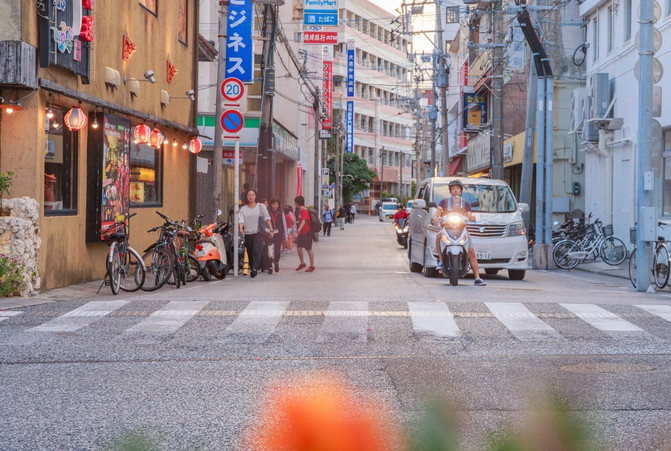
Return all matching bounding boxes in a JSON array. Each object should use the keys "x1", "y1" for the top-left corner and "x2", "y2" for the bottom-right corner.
[
  {"x1": 313, "y1": 97, "x2": 320, "y2": 209},
  {"x1": 212, "y1": 0, "x2": 229, "y2": 221},
  {"x1": 491, "y1": 0, "x2": 504, "y2": 180},
  {"x1": 257, "y1": 4, "x2": 276, "y2": 200},
  {"x1": 435, "y1": 1, "x2": 448, "y2": 176},
  {"x1": 380, "y1": 146, "x2": 386, "y2": 196},
  {"x1": 635, "y1": 0, "x2": 655, "y2": 291}
]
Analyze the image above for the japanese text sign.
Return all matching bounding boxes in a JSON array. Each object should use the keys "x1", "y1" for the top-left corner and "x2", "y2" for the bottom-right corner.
[
  {"x1": 321, "y1": 45, "x2": 333, "y2": 130},
  {"x1": 226, "y1": 0, "x2": 253, "y2": 82},
  {"x1": 347, "y1": 39, "x2": 355, "y2": 97},
  {"x1": 304, "y1": 0, "x2": 338, "y2": 26},
  {"x1": 346, "y1": 100, "x2": 354, "y2": 153}
]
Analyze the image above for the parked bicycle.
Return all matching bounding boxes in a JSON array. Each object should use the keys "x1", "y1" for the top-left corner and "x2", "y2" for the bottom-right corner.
[
  {"x1": 628, "y1": 223, "x2": 670, "y2": 289},
  {"x1": 552, "y1": 217, "x2": 627, "y2": 269},
  {"x1": 141, "y1": 212, "x2": 184, "y2": 291},
  {"x1": 102, "y1": 212, "x2": 146, "y2": 295}
]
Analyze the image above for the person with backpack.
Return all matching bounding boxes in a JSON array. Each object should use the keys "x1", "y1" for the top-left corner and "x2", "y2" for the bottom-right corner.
[
  {"x1": 293, "y1": 195, "x2": 315, "y2": 272},
  {"x1": 321, "y1": 203, "x2": 333, "y2": 237}
]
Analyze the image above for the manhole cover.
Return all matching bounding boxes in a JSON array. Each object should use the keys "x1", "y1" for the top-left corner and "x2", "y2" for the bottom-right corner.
[{"x1": 561, "y1": 363, "x2": 655, "y2": 374}]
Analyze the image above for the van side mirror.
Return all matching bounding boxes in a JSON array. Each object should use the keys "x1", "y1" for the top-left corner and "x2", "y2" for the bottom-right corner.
[{"x1": 413, "y1": 199, "x2": 426, "y2": 209}]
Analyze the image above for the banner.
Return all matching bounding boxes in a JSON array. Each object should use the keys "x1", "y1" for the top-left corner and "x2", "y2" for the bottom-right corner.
[
  {"x1": 226, "y1": 0, "x2": 253, "y2": 82},
  {"x1": 346, "y1": 39, "x2": 355, "y2": 97},
  {"x1": 297, "y1": 163, "x2": 303, "y2": 196},
  {"x1": 304, "y1": 0, "x2": 338, "y2": 26},
  {"x1": 321, "y1": 45, "x2": 333, "y2": 130},
  {"x1": 345, "y1": 100, "x2": 354, "y2": 153},
  {"x1": 101, "y1": 115, "x2": 131, "y2": 236}
]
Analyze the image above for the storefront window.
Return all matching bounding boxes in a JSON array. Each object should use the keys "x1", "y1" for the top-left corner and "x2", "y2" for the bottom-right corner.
[
  {"x1": 130, "y1": 143, "x2": 162, "y2": 206},
  {"x1": 44, "y1": 107, "x2": 78, "y2": 214}
]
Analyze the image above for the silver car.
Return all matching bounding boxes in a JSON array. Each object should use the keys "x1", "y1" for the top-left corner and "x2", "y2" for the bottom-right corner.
[{"x1": 378, "y1": 202, "x2": 398, "y2": 222}]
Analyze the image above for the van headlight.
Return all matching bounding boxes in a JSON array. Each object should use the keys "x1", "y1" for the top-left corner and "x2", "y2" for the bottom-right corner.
[{"x1": 507, "y1": 222, "x2": 526, "y2": 237}]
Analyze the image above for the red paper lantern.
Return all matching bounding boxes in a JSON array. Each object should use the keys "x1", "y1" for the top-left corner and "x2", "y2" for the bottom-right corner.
[
  {"x1": 83, "y1": 0, "x2": 93, "y2": 9},
  {"x1": 79, "y1": 15, "x2": 93, "y2": 42},
  {"x1": 133, "y1": 124, "x2": 151, "y2": 143},
  {"x1": 188, "y1": 137, "x2": 202, "y2": 155},
  {"x1": 149, "y1": 129, "x2": 165, "y2": 148},
  {"x1": 64, "y1": 107, "x2": 88, "y2": 131}
]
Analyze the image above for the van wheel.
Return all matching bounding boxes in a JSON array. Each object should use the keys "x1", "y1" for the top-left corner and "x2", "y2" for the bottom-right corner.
[
  {"x1": 508, "y1": 269, "x2": 526, "y2": 280},
  {"x1": 408, "y1": 243, "x2": 422, "y2": 273},
  {"x1": 485, "y1": 268, "x2": 499, "y2": 275},
  {"x1": 423, "y1": 246, "x2": 438, "y2": 278}
]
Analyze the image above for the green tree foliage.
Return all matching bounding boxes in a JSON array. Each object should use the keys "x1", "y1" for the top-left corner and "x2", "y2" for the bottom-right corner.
[{"x1": 327, "y1": 154, "x2": 376, "y2": 203}]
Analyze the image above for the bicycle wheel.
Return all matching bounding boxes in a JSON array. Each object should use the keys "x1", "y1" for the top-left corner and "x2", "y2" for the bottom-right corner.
[
  {"x1": 141, "y1": 248, "x2": 173, "y2": 291},
  {"x1": 600, "y1": 236, "x2": 627, "y2": 266},
  {"x1": 107, "y1": 246, "x2": 121, "y2": 295},
  {"x1": 119, "y1": 247, "x2": 146, "y2": 292},
  {"x1": 553, "y1": 240, "x2": 581, "y2": 269},
  {"x1": 628, "y1": 247, "x2": 637, "y2": 288},
  {"x1": 186, "y1": 255, "x2": 200, "y2": 282},
  {"x1": 654, "y1": 245, "x2": 670, "y2": 289}
]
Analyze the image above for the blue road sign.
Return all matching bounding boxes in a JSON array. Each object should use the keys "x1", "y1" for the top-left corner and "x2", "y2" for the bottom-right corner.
[
  {"x1": 221, "y1": 110, "x2": 244, "y2": 134},
  {"x1": 226, "y1": 0, "x2": 253, "y2": 82},
  {"x1": 304, "y1": 11, "x2": 338, "y2": 26}
]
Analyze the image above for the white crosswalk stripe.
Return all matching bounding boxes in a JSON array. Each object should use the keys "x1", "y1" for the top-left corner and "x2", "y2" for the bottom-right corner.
[
  {"x1": 319, "y1": 301, "x2": 368, "y2": 342},
  {"x1": 0, "y1": 311, "x2": 23, "y2": 317},
  {"x1": 408, "y1": 302, "x2": 460, "y2": 337},
  {"x1": 29, "y1": 301, "x2": 129, "y2": 333},
  {"x1": 224, "y1": 301, "x2": 289, "y2": 343},
  {"x1": 635, "y1": 305, "x2": 671, "y2": 323},
  {"x1": 560, "y1": 303, "x2": 643, "y2": 332},
  {"x1": 125, "y1": 301, "x2": 209, "y2": 334},
  {"x1": 486, "y1": 302, "x2": 564, "y2": 341}
]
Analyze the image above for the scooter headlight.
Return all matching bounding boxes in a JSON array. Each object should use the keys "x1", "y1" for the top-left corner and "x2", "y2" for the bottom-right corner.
[
  {"x1": 507, "y1": 222, "x2": 526, "y2": 237},
  {"x1": 447, "y1": 214, "x2": 462, "y2": 226}
]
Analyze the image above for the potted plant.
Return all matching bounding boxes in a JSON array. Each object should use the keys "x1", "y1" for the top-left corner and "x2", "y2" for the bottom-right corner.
[{"x1": 0, "y1": 171, "x2": 13, "y2": 216}]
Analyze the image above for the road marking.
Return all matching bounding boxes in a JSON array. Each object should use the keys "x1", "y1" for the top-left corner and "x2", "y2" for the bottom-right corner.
[
  {"x1": 0, "y1": 311, "x2": 22, "y2": 316},
  {"x1": 560, "y1": 303, "x2": 643, "y2": 332},
  {"x1": 29, "y1": 301, "x2": 129, "y2": 333},
  {"x1": 319, "y1": 302, "x2": 368, "y2": 343},
  {"x1": 125, "y1": 301, "x2": 209, "y2": 334},
  {"x1": 224, "y1": 301, "x2": 290, "y2": 343},
  {"x1": 408, "y1": 302, "x2": 460, "y2": 337},
  {"x1": 0, "y1": 317, "x2": 8, "y2": 322},
  {"x1": 486, "y1": 302, "x2": 563, "y2": 341},
  {"x1": 635, "y1": 305, "x2": 671, "y2": 323}
]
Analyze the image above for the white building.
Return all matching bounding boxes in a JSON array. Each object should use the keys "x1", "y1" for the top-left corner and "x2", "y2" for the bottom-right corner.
[{"x1": 580, "y1": 0, "x2": 671, "y2": 244}]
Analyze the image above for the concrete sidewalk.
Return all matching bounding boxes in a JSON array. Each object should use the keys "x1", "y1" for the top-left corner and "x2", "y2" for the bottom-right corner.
[{"x1": 573, "y1": 260, "x2": 631, "y2": 280}]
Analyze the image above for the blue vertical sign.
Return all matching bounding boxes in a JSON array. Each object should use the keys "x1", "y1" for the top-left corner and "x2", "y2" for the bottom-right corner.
[
  {"x1": 346, "y1": 39, "x2": 355, "y2": 97},
  {"x1": 346, "y1": 100, "x2": 354, "y2": 153},
  {"x1": 226, "y1": 0, "x2": 253, "y2": 83}
]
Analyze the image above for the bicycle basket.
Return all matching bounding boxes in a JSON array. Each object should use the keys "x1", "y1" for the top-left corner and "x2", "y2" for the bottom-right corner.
[
  {"x1": 101, "y1": 222, "x2": 125, "y2": 243},
  {"x1": 602, "y1": 224, "x2": 614, "y2": 237}
]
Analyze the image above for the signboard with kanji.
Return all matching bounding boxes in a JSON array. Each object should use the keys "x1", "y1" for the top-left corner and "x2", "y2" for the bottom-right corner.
[
  {"x1": 304, "y1": 0, "x2": 338, "y2": 26},
  {"x1": 226, "y1": 0, "x2": 253, "y2": 82},
  {"x1": 463, "y1": 94, "x2": 487, "y2": 128}
]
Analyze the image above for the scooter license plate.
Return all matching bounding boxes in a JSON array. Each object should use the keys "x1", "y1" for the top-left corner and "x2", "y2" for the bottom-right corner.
[
  {"x1": 195, "y1": 250, "x2": 207, "y2": 258},
  {"x1": 476, "y1": 250, "x2": 491, "y2": 260}
]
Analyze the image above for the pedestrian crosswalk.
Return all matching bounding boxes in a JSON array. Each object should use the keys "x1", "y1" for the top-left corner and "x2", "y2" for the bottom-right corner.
[{"x1": 1, "y1": 301, "x2": 671, "y2": 344}]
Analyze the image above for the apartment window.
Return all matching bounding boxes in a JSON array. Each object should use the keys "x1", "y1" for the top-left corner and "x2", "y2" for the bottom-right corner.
[
  {"x1": 445, "y1": 6, "x2": 460, "y2": 23},
  {"x1": 592, "y1": 16, "x2": 599, "y2": 61},
  {"x1": 44, "y1": 106, "x2": 78, "y2": 214},
  {"x1": 607, "y1": 6, "x2": 613, "y2": 52},
  {"x1": 130, "y1": 143, "x2": 163, "y2": 206},
  {"x1": 625, "y1": 0, "x2": 632, "y2": 41}
]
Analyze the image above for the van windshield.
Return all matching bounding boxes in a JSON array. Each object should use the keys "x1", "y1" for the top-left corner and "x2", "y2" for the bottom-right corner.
[{"x1": 434, "y1": 184, "x2": 518, "y2": 213}]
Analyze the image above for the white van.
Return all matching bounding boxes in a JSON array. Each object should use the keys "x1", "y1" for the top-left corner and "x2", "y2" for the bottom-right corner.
[{"x1": 408, "y1": 177, "x2": 529, "y2": 280}]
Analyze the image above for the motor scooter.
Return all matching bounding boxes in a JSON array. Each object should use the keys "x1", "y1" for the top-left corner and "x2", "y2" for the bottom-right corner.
[
  {"x1": 193, "y1": 221, "x2": 228, "y2": 280},
  {"x1": 438, "y1": 212, "x2": 471, "y2": 286},
  {"x1": 394, "y1": 217, "x2": 409, "y2": 248}
]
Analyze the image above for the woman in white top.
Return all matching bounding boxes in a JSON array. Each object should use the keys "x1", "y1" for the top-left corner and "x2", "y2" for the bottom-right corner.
[{"x1": 238, "y1": 188, "x2": 273, "y2": 278}]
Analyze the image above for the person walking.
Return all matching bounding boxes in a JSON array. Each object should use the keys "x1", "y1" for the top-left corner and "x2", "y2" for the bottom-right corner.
[
  {"x1": 338, "y1": 204, "x2": 347, "y2": 230},
  {"x1": 293, "y1": 195, "x2": 315, "y2": 272},
  {"x1": 268, "y1": 198, "x2": 287, "y2": 273},
  {"x1": 321, "y1": 203, "x2": 333, "y2": 237},
  {"x1": 238, "y1": 189, "x2": 273, "y2": 278},
  {"x1": 350, "y1": 204, "x2": 357, "y2": 223}
]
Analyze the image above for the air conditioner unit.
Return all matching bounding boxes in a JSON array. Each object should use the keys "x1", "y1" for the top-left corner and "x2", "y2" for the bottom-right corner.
[{"x1": 582, "y1": 73, "x2": 609, "y2": 142}]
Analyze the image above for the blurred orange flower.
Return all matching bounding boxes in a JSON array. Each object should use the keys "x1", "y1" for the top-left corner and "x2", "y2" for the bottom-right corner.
[{"x1": 246, "y1": 371, "x2": 405, "y2": 451}]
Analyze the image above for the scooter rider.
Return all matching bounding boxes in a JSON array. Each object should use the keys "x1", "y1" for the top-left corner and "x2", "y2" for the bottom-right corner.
[
  {"x1": 393, "y1": 203, "x2": 409, "y2": 224},
  {"x1": 433, "y1": 180, "x2": 487, "y2": 286}
]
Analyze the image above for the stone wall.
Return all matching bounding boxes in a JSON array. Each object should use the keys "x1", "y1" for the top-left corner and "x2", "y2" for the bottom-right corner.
[{"x1": 0, "y1": 197, "x2": 41, "y2": 295}]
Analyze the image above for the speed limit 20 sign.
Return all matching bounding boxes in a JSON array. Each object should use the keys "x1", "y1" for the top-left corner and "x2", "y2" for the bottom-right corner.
[{"x1": 220, "y1": 77, "x2": 245, "y2": 102}]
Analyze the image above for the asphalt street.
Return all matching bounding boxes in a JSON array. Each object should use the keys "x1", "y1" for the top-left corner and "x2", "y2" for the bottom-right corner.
[{"x1": 1, "y1": 215, "x2": 670, "y2": 450}]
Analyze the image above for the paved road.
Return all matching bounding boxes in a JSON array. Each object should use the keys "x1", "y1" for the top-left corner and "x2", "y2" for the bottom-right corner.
[{"x1": 1, "y1": 215, "x2": 670, "y2": 449}]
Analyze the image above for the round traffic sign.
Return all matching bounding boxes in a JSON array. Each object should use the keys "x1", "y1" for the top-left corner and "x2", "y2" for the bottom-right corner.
[
  {"x1": 221, "y1": 77, "x2": 245, "y2": 102},
  {"x1": 220, "y1": 110, "x2": 245, "y2": 133}
]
